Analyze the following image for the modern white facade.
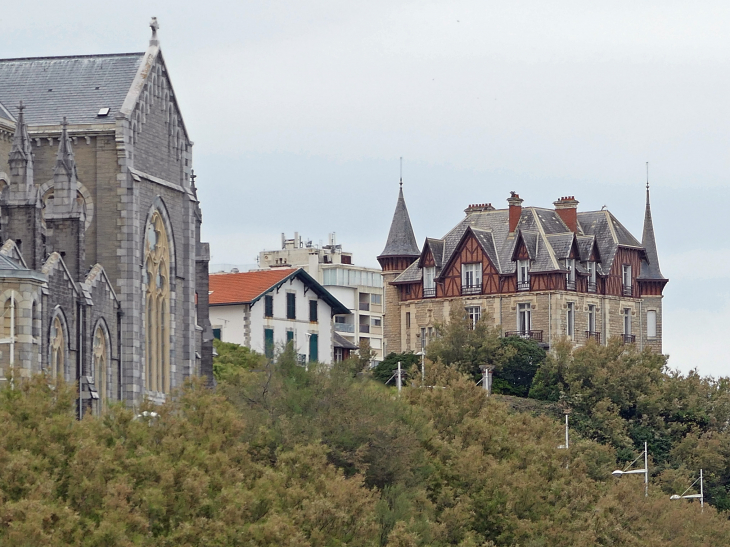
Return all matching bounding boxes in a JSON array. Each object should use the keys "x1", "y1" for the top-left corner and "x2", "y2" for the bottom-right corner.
[
  {"x1": 259, "y1": 233, "x2": 384, "y2": 363},
  {"x1": 209, "y1": 268, "x2": 350, "y2": 365}
]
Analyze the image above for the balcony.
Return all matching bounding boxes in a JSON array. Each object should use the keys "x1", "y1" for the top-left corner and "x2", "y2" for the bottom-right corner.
[
  {"x1": 566, "y1": 280, "x2": 576, "y2": 291},
  {"x1": 585, "y1": 331, "x2": 601, "y2": 343},
  {"x1": 622, "y1": 334, "x2": 636, "y2": 344},
  {"x1": 622, "y1": 285, "x2": 633, "y2": 297},
  {"x1": 504, "y1": 330, "x2": 543, "y2": 342},
  {"x1": 587, "y1": 281, "x2": 597, "y2": 293},
  {"x1": 461, "y1": 283, "x2": 481, "y2": 296},
  {"x1": 517, "y1": 280, "x2": 530, "y2": 292},
  {"x1": 423, "y1": 286, "x2": 436, "y2": 298},
  {"x1": 334, "y1": 323, "x2": 354, "y2": 333},
  {"x1": 359, "y1": 324, "x2": 370, "y2": 334},
  {"x1": 359, "y1": 302, "x2": 370, "y2": 311}
]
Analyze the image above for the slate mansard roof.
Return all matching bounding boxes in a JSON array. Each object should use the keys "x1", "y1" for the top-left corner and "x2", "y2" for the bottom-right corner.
[
  {"x1": 0, "y1": 53, "x2": 145, "y2": 125},
  {"x1": 394, "y1": 201, "x2": 655, "y2": 285}
]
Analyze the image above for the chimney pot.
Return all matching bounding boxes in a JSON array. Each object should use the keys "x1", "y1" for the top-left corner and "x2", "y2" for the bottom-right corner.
[
  {"x1": 507, "y1": 192, "x2": 524, "y2": 233},
  {"x1": 553, "y1": 196, "x2": 579, "y2": 233}
]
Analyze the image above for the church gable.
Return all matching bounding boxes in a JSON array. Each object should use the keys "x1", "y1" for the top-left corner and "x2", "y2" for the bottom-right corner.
[{"x1": 126, "y1": 51, "x2": 190, "y2": 186}]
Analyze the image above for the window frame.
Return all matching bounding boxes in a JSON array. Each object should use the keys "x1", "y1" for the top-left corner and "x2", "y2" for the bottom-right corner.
[
  {"x1": 264, "y1": 294, "x2": 274, "y2": 318},
  {"x1": 517, "y1": 260, "x2": 530, "y2": 291},
  {"x1": 566, "y1": 301, "x2": 575, "y2": 339},
  {"x1": 647, "y1": 310, "x2": 657, "y2": 338},
  {"x1": 517, "y1": 303, "x2": 531, "y2": 334},
  {"x1": 461, "y1": 263, "x2": 482, "y2": 294},
  {"x1": 286, "y1": 293, "x2": 296, "y2": 320},
  {"x1": 309, "y1": 300, "x2": 318, "y2": 323},
  {"x1": 465, "y1": 306, "x2": 481, "y2": 329}
]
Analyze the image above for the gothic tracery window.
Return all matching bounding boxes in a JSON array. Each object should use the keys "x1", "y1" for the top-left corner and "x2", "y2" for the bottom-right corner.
[
  {"x1": 145, "y1": 211, "x2": 171, "y2": 394},
  {"x1": 92, "y1": 325, "x2": 108, "y2": 411}
]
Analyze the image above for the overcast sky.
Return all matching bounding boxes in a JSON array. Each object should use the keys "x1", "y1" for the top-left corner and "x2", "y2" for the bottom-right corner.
[{"x1": 2, "y1": 1, "x2": 728, "y2": 376}]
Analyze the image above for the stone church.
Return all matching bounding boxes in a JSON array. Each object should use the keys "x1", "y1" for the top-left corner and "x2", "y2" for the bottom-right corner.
[{"x1": 0, "y1": 20, "x2": 213, "y2": 413}]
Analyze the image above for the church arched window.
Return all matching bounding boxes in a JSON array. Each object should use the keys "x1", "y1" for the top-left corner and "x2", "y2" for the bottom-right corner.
[
  {"x1": 92, "y1": 323, "x2": 109, "y2": 411},
  {"x1": 49, "y1": 313, "x2": 66, "y2": 381},
  {"x1": 144, "y1": 211, "x2": 171, "y2": 394}
]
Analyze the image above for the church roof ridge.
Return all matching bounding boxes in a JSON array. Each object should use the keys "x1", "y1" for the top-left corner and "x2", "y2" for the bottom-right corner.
[{"x1": 0, "y1": 52, "x2": 145, "y2": 63}]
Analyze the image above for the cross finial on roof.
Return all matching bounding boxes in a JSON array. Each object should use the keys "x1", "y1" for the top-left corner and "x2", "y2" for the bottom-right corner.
[
  {"x1": 17, "y1": 100, "x2": 24, "y2": 114},
  {"x1": 61, "y1": 116, "x2": 68, "y2": 129},
  {"x1": 150, "y1": 17, "x2": 160, "y2": 45},
  {"x1": 399, "y1": 156, "x2": 403, "y2": 188},
  {"x1": 646, "y1": 161, "x2": 649, "y2": 190}
]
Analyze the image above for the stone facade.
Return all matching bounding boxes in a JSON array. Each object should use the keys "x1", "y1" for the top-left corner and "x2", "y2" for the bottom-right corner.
[{"x1": 0, "y1": 22, "x2": 212, "y2": 413}]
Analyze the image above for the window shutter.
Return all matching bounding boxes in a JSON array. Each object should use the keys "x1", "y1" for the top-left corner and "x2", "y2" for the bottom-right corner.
[
  {"x1": 265, "y1": 295, "x2": 273, "y2": 318},
  {"x1": 287, "y1": 293, "x2": 296, "y2": 319},
  {"x1": 309, "y1": 333, "x2": 318, "y2": 362},
  {"x1": 264, "y1": 328, "x2": 274, "y2": 358},
  {"x1": 309, "y1": 300, "x2": 318, "y2": 322}
]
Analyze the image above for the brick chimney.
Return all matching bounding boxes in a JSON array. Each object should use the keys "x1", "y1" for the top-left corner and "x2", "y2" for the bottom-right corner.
[
  {"x1": 507, "y1": 192, "x2": 523, "y2": 233},
  {"x1": 554, "y1": 196, "x2": 579, "y2": 233}
]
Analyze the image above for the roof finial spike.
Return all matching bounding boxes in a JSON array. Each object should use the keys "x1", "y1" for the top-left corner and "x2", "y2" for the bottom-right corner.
[
  {"x1": 646, "y1": 161, "x2": 649, "y2": 190},
  {"x1": 150, "y1": 17, "x2": 160, "y2": 46},
  {"x1": 399, "y1": 156, "x2": 403, "y2": 188}
]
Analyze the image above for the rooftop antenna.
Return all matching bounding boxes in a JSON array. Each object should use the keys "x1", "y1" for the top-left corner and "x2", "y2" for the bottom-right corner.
[{"x1": 399, "y1": 157, "x2": 403, "y2": 188}]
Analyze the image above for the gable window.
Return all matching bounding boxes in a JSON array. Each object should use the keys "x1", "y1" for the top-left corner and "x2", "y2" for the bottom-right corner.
[
  {"x1": 517, "y1": 260, "x2": 530, "y2": 291},
  {"x1": 309, "y1": 300, "x2": 318, "y2": 322},
  {"x1": 466, "y1": 306, "x2": 481, "y2": 329},
  {"x1": 623, "y1": 308, "x2": 634, "y2": 343},
  {"x1": 566, "y1": 302, "x2": 575, "y2": 339},
  {"x1": 587, "y1": 262, "x2": 597, "y2": 293},
  {"x1": 423, "y1": 266, "x2": 436, "y2": 297},
  {"x1": 461, "y1": 263, "x2": 482, "y2": 295},
  {"x1": 517, "y1": 303, "x2": 531, "y2": 336},
  {"x1": 287, "y1": 293, "x2": 296, "y2": 319},
  {"x1": 587, "y1": 304, "x2": 598, "y2": 342},
  {"x1": 622, "y1": 265, "x2": 632, "y2": 296},
  {"x1": 264, "y1": 294, "x2": 273, "y2": 318},
  {"x1": 264, "y1": 328, "x2": 274, "y2": 359},
  {"x1": 566, "y1": 259, "x2": 576, "y2": 291},
  {"x1": 647, "y1": 310, "x2": 657, "y2": 339}
]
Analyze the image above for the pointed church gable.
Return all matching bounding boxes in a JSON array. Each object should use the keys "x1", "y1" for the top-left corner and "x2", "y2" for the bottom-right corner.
[
  {"x1": 0, "y1": 239, "x2": 27, "y2": 268},
  {"x1": 41, "y1": 252, "x2": 79, "y2": 297},
  {"x1": 123, "y1": 50, "x2": 190, "y2": 186},
  {"x1": 83, "y1": 263, "x2": 120, "y2": 305}
]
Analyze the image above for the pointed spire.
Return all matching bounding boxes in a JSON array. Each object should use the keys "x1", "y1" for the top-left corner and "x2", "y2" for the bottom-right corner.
[
  {"x1": 8, "y1": 101, "x2": 34, "y2": 193},
  {"x1": 379, "y1": 180, "x2": 420, "y2": 260},
  {"x1": 49, "y1": 117, "x2": 79, "y2": 216},
  {"x1": 639, "y1": 170, "x2": 665, "y2": 280}
]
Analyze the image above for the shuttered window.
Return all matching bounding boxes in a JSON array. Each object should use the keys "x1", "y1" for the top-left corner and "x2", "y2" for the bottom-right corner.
[
  {"x1": 264, "y1": 295, "x2": 273, "y2": 318},
  {"x1": 309, "y1": 333, "x2": 318, "y2": 363},
  {"x1": 264, "y1": 328, "x2": 274, "y2": 359},
  {"x1": 287, "y1": 293, "x2": 296, "y2": 319},
  {"x1": 286, "y1": 330, "x2": 294, "y2": 346},
  {"x1": 309, "y1": 300, "x2": 318, "y2": 322}
]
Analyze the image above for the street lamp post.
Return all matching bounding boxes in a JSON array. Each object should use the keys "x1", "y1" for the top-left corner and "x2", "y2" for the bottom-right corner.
[
  {"x1": 611, "y1": 441, "x2": 649, "y2": 497},
  {"x1": 670, "y1": 469, "x2": 704, "y2": 512},
  {"x1": 478, "y1": 365, "x2": 494, "y2": 396},
  {"x1": 415, "y1": 350, "x2": 425, "y2": 385}
]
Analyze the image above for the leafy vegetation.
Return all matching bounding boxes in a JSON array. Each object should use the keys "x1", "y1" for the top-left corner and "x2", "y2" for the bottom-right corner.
[{"x1": 0, "y1": 334, "x2": 729, "y2": 545}]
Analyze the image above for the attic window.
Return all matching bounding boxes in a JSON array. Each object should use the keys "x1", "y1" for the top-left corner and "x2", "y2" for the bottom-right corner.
[{"x1": 97, "y1": 107, "x2": 110, "y2": 117}]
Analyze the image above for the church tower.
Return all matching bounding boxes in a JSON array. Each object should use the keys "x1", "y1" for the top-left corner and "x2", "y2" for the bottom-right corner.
[
  {"x1": 45, "y1": 118, "x2": 85, "y2": 281},
  {"x1": 637, "y1": 180, "x2": 667, "y2": 353},
  {"x1": 378, "y1": 180, "x2": 420, "y2": 354},
  {"x1": 1, "y1": 102, "x2": 43, "y2": 269}
]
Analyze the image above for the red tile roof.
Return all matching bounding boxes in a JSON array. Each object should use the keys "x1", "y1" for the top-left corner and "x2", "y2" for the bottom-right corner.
[{"x1": 209, "y1": 269, "x2": 296, "y2": 305}]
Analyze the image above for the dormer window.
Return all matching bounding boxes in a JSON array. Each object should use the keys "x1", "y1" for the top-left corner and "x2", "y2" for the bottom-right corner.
[
  {"x1": 587, "y1": 261, "x2": 596, "y2": 292},
  {"x1": 461, "y1": 263, "x2": 482, "y2": 295},
  {"x1": 517, "y1": 260, "x2": 530, "y2": 291},
  {"x1": 622, "y1": 264, "x2": 632, "y2": 296},
  {"x1": 423, "y1": 266, "x2": 436, "y2": 297},
  {"x1": 566, "y1": 259, "x2": 576, "y2": 290}
]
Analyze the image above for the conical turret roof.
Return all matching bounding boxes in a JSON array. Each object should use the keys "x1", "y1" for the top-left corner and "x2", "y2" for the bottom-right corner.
[
  {"x1": 638, "y1": 186, "x2": 665, "y2": 280},
  {"x1": 379, "y1": 185, "x2": 420, "y2": 258}
]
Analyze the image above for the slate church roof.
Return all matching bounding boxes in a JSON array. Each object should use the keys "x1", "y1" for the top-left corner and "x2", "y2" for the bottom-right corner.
[{"x1": 0, "y1": 53, "x2": 144, "y2": 125}]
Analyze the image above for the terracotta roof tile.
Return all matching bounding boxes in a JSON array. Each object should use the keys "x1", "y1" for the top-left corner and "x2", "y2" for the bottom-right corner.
[{"x1": 209, "y1": 269, "x2": 295, "y2": 305}]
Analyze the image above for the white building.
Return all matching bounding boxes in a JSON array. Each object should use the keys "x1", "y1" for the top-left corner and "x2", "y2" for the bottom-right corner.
[
  {"x1": 259, "y1": 233, "x2": 384, "y2": 363},
  {"x1": 209, "y1": 268, "x2": 353, "y2": 364}
]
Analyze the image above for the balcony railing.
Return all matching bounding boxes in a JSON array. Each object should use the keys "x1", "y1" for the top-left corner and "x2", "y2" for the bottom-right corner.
[
  {"x1": 334, "y1": 323, "x2": 354, "y2": 333},
  {"x1": 461, "y1": 283, "x2": 481, "y2": 295},
  {"x1": 359, "y1": 302, "x2": 370, "y2": 311},
  {"x1": 622, "y1": 285, "x2": 633, "y2": 297},
  {"x1": 504, "y1": 330, "x2": 543, "y2": 342},
  {"x1": 517, "y1": 280, "x2": 530, "y2": 292},
  {"x1": 622, "y1": 334, "x2": 636, "y2": 344},
  {"x1": 359, "y1": 324, "x2": 370, "y2": 334},
  {"x1": 585, "y1": 331, "x2": 601, "y2": 343},
  {"x1": 587, "y1": 281, "x2": 597, "y2": 293},
  {"x1": 423, "y1": 286, "x2": 436, "y2": 298},
  {"x1": 566, "y1": 280, "x2": 576, "y2": 291}
]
